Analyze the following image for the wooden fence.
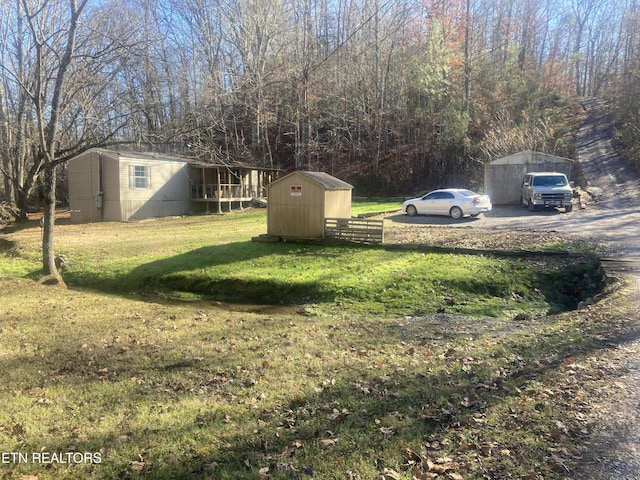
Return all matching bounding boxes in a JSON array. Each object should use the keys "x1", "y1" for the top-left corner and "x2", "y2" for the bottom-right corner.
[{"x1": 324, "y1": 218, "x2": 384, "y2": 244}]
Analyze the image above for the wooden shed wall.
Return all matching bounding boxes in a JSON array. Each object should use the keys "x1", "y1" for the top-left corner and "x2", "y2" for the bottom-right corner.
[
  {"x1": 323, "y1": 190, "x2": 352, "y2": 218},
  {"x1": 268, "y1": 174, "x2": 325, "y2": 238}
]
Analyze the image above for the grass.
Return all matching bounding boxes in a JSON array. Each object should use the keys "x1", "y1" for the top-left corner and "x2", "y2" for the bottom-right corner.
[
  {"x1": 351, "y1": 199, "x2": 402, "y2": 215},
  {"x1": 0, "y1": 209, "x2": 620, "y2": 479},
  {"x1": 1, "y1": 211, "x2": 601, "y2": 317}
]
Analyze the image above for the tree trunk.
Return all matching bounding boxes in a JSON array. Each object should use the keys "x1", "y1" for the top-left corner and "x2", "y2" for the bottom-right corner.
[
  {"x1": 41, "y1": 162, "x2": 59, "y2": 278},
  {"x1": 464, "y1": 0, "x2": 471, "y2": 116}
]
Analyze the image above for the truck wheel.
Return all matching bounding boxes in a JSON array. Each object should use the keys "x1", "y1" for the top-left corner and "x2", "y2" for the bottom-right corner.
[
  {"x1": 527, "y1": 199, "x2": 535, "y2": 212},
  {"x1": 565, "y1": 203, "x2": 573, "y2": 213}
]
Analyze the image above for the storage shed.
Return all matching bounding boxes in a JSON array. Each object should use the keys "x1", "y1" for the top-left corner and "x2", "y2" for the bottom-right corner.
[
  {"x1": 267, "y1": 171, "x2": 353, "y2": 239},
  {"x1": 484, "y1": 150, "x2": 573, "y2": 204}
]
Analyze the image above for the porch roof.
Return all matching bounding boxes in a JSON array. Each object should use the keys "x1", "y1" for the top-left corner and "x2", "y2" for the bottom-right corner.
[
  {"x1": 185, "y1": 158, "x2": 280, "y2": 172},
  {"x1": 93, "y1": 149, "x2": 279, "y2": 172}
]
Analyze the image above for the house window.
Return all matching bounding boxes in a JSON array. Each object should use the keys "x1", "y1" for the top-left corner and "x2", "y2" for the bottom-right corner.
[{"x1": 130, "y1": 165, "x2": 150, "y2": 189}]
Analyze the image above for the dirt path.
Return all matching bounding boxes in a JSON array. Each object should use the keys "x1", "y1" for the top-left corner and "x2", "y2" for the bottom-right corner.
[
  {"x1": 576, "y1": 98, "x2": 640, "y2": 207},
  {"x1": 572, "y1": 98, "x2": 640, "y2": 259},
  {"x1": 564, "y1": 98, "x2": 640, "y2": 480}
]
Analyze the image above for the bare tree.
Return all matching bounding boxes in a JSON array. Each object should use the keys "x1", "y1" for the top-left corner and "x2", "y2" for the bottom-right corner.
[
  {"x1": 570, "y1": 0, "x2": 608, "y2": 96},
  {"x1": 0, "y1": 0, "x2": 41, "y2": 217},
  {"x1": 5, "y1": 0, "x2": 137, "y2": 279}
]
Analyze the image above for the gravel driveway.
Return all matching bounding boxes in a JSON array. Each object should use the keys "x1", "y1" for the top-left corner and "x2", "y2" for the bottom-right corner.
[
  {"x1": 386, "y1": 99, "x2": 640, "y2": 261},
  {"x1": 384, "y1": 97, "x2": 640, "y2": 479}
]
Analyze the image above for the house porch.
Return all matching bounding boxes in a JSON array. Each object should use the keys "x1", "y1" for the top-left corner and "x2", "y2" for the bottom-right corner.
[{"x1": 190, "y1": 165, "x2": 276, "y2": 213}]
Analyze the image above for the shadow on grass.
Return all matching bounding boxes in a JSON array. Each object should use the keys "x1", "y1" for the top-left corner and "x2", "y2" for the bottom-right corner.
[
  {"x1": 64, "y1": 241, "x2": 347, "y2": 305},
  {"x1": 62, "y1": 239, "x2": 606, "y2": 315}
]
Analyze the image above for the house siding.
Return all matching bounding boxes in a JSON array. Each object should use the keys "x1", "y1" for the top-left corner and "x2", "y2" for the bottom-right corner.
[
  {"x1": 68, "y1": 150, "x2": 123, "y2": 222},
  {"x1": 69, "y1": 150, "x2": 191, "y2": 223},
  {"x1": 68, "y1": 151, "x2": 101, "y2": 223},
  {"x1": 118, "y1": 157, "x2": 190, "y2": 221},
  {"x1": 69, "y1": 149, "x2": 276, "y2": 223},
  {"x1": 101, "y1": 154, "x2": 121, "y2": 221}
]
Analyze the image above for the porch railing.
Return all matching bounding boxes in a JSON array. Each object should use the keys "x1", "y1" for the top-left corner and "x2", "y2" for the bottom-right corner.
[{"x1": 192, "y1": 183, "x2": 265, "y2": 200}]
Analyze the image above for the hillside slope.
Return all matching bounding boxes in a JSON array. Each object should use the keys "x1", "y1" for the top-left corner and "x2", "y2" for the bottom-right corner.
[
  {"x1": 576, "y1": 97, "x2": 640, "y2": 206},
  {"x1": 567, "y1": 98, "x2": 640, "y2": 480}
]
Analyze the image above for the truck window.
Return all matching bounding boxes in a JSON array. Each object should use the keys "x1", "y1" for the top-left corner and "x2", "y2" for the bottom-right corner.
[{"x1": 532, "y1": 175, "x2": 567, "y2": 186}]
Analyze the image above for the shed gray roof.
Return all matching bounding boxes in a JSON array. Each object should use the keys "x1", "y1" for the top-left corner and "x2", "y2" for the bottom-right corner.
[
  {"x1": 298, "y1": 171, "x2": 353, "y2": 189},
  {"x1": 490, "y1": 150, "x2": 573, "y2": 165},
  {"x1": 272, "y1": 171, "x2": 353, "y2": 190}
]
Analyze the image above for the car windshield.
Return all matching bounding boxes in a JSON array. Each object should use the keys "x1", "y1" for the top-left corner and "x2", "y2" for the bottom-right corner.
[
  {"x1": 532, "y1": 175, "x2": 568, "y2": 186},
  {"x1": 457, "y1": 190, "x2": 477, "y2": 197}
]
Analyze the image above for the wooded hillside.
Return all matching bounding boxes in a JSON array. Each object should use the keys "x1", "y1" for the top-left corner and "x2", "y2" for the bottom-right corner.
[{"x1": 1, "y1": 0, "x2": 640, "y2": 208}]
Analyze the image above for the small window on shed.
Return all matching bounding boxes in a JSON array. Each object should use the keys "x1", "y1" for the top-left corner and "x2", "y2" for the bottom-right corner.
[{"x1": 129, "y1": 165, "x2": 150, "y2": 189}]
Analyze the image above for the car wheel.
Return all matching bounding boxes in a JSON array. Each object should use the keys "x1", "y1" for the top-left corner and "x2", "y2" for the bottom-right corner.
[
  {"x1": 406, "y1": 205, "x2": 417, "y2": 217},
  {"x1": 521, "y1": 196, "x2": 527, "y2": 208},
  {"x1": 450, "y1": 206, "x2": 463, "y2": 219},
  {"x1": 527, "y1": 199, "x2": 535, "y2": 212},
  {"x1": 565, "y1": 203, "x2": 573, "y2": 213}
]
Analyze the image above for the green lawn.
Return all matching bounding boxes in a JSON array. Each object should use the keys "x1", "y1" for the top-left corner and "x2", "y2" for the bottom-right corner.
[
  {"x1": 0, "y1": 210, "x2": 616, "y2": 479},
  {"x1": 1, "y1": 210, "x2": 600, "y2": 318}
]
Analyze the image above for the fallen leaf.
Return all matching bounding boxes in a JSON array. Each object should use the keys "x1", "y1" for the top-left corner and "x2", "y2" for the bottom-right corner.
[
  {"x1": 378, "y1": 467, "x2": 401, "y2": 479},
  {"x1": 2, "y1": 423, "x2": 25, "y2": 436},
  {"x1": 412, "y1": 466, "x2": 439, "y2": 479},
  {"x1": 404, "y1": 447, "x2": 421, "y2": 463},
  {"x1": 550, "y1": 429, "x2": 563, "y2": 441},
  {"x1": 320, "y1": 438, "x2": 337, "y2": 447}
]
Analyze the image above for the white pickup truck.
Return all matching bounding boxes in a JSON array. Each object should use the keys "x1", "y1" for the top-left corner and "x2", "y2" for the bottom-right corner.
[{"x1": 520, "y1": 172, "x2": 574, "y2": 213}]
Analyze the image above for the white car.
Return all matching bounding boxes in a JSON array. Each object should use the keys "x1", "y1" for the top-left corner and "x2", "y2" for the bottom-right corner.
[{"x1": 402, "y1": 189, "x2": 492, "y2": 219}]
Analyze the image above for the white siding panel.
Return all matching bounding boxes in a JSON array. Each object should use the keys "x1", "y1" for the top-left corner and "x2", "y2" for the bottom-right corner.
[{"x1": 119, "y1": 159, "x2": 190, "y2": 220}]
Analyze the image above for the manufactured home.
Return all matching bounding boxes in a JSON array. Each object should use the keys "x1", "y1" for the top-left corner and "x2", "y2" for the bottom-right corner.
[{"x1": 68, "y1": 149, "x2": 278, "y2": 222}]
